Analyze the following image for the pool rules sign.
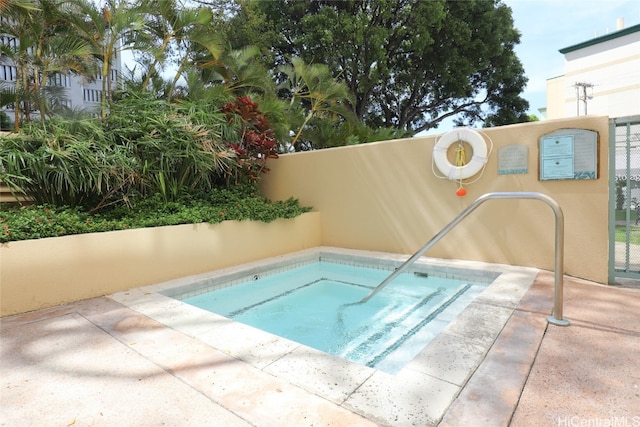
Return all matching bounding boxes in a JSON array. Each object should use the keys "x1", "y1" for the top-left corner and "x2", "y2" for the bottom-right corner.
[{"x1": 539, "y1": 129, "x2": 599, "y2": 180}]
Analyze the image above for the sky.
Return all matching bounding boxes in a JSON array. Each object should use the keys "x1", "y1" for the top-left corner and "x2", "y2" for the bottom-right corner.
[
  {"x1": 417, "y1": 0, "x2": 640, "y2": 135},
  {"x1": 504, "y1": 0, "x2": 640, "y2": 118}
]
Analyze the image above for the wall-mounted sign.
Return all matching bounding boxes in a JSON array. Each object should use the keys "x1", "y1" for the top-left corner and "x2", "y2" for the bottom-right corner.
[
  {"x1": 540, "y1": 135, "x2": 574, "y2": 180},
  {"x1": 541, "y1": 157, "x2": 574, "y2": 179},
  {"x1": 498, "y1": 145, "x2": 528, "y2": 175},
  {"x1": 539, "y1": 129, "x2": 598, "y2": 181}
]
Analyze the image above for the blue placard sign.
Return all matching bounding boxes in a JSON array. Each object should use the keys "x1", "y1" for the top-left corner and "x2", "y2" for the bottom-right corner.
[
  {"x1": 540, "y1": 134, "x2": 576, "y2": 180},
  {"x1": 541, "y1": 135, "x2": 574, "y2": 158},
  {"x1": 539, "y1": 129, "x2": 598, "y2": 181},
  {"x1": 541, "y1": 158, "x2": 574, "y2": 179}
]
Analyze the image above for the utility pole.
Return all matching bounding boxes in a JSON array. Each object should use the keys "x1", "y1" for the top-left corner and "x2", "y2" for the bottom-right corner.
[{"x1": 574, "y1": 82, "x2": 594, "y2": 116}]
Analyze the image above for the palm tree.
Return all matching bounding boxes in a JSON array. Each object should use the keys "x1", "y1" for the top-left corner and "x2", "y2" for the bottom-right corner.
[
  {"x1": 0, "y1": 4, "x2": 38, "y2": 128},
  {"x1": 0, "y1": 0, "x2": 95, "y2": 128},
  {"x1": 69, "y1": 0, "x2": 145, "y2": 118},
  {"x1": 32, "y1": 0, "x2": 96, "y2": 119},
  {"x1": 139, "y1": 0, "x2": 223, "y2": 102},
  {"x1": 198, "y1": 46, "x2": 274, "y2": 98},
  {"x1": 278, "y1": 57, "x2": 354, "y2": 149},
  {"x1": 0, "y1": 0, "x2": 39, "y2": 14}
]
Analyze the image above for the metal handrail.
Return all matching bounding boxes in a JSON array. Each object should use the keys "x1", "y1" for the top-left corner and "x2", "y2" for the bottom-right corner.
[{"x1": 359, "y1": 192, "x2": 570, "y2": 326}]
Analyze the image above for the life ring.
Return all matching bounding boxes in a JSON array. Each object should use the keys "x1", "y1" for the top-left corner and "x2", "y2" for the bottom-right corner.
[{"x1": 433, "y1": 127, "x2": 488, "y2": 180}]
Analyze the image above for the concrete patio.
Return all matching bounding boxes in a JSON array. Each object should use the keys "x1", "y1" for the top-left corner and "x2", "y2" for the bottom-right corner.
[{"x1": 1, "y1": 268, "x2": 639, "y2": 426}]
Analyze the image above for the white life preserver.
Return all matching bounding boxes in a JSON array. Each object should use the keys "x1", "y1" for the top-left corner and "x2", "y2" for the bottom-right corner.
[{"x1": 433, "y1": 127, "x2": 488, "y2": 180}]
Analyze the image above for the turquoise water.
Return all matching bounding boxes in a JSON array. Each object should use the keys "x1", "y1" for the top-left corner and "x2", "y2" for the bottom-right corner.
[{"x1": 182, "y1": 261, "x2": 487, "y2": 373}]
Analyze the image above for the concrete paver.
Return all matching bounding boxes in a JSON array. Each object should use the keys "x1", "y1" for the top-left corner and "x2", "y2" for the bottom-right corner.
[
  {"x1": 439, "y1": 310, "x2": 548, "y2": 427},
  {"x1": 0, "y1": 305, "x2": 250, "y2": 427},
  {"x1": 441, "y1": 270, "x2": 640, "y2": 426},
  {"x1": 2, "y1": 265, "x2": 639, "y2": 426},
  {"x1": 510, "y1": 272, "x2": 640, "y2": 427}
]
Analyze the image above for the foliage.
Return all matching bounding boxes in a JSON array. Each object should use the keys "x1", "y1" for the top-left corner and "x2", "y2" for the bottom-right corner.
[
  {"x1": 0, "y1": 184, "x2": 312, "y2": 243},
  {"x1": 0, "y1": 91, "x2": 294, "y2": 210},
  {"x1": 137, "y1": 0, "x2": 224, "y2": 102},
  {"x1": 70, "y1": 0, "x2": 147, "y2": 119},
  {"x1": 104, "y1": 92, "x2": 237, "y2": 201},
  {"x1": 190, "y1": 42, "x2": 361, "y2": 150},
  {"x1": 615, "y1": 226, "x2": 640, "y2": 245},
  {"x1": 615, "y1": 210, "x2": 638, "y2": 221},
  {"x1": 229, "y1": 0, "x2": 531, "y2": 135},
  {"x1": 1, "y1": 0, "x2": 401, "y2": 150},
  {"x1": 0, "y1": 0, "x2": 40, "y2": 14},
  {"x1": 0, "y1": 111, "x2": 11, "y2": 130},
  {"x1": 0, "y1": 0, "x2": 95, "y2": 128},
  {"x1": 197, "y1": 46, "x2": 276, "y2": 100},
  {"x1": 0, "y1": 119, "x2": 137, "y2": 209},
  {"x1": 277, "y1": 57, "x2": 355, "y2": 149},
  {"x1": 221, "y1": 96, "x2": 279, "y2": 182},
  {"x1": 616, "y1": 177, "x2": 627, "y2": 210}
]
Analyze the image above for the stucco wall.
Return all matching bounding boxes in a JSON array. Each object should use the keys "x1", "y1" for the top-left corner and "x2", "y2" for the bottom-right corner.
[
  {"x1": 260, "y1": 116, "x2": 609, "y2": 284},
  {"x1": 0, "y1": 213, "x2": 321, "y2": 316}
]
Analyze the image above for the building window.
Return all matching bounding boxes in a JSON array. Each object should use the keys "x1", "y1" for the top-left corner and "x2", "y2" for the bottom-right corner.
[
  {"x1": 0, "y1": 36, "x2": 18, "y2": 49},
  {"x1": 1, "y1": 65, "x2": 17, "y2": 81},
  {"x1": 49, "y1": 73, "x2": 70, "y2": 87},
  {"x1": 83, "y1": 89, "x2": 102, "y2": 103}
]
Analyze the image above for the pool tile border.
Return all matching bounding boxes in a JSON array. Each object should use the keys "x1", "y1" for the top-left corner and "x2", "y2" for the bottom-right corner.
[
  {"x1": 160, "y1": 247, "x2": 501, "y2": 301},
  {"x1": 109, "y1": 246, "x2": 539, "y2": 426}
]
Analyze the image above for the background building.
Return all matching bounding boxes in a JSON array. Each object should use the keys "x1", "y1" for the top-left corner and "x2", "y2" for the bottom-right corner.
[
  {"x1": 545, "y1": 19, "x2": 640, "y2": 120},
  {"x1": 0, "y1": 31, "x2": 121, "y2": 127}
]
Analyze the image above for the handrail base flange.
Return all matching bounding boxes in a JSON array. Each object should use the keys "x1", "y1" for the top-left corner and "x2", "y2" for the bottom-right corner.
[{"x1": 547, "y1": 315, "x2": 570, "y2": 327}]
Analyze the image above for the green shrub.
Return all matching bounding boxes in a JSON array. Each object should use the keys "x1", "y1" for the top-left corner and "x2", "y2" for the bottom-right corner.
[
  {"x1": 0, "y1": 94, "x2": 288, "y2": 212},
  {"x1": 105, "y1": 93, "x2": 238, "y2": 201},
  {"x1": 0, "y1": 184, "x2": 311, "y2": 243},
  {"x1": 0, "y1": 111, "x2": 11, "y2": 131},
  {"x1": 0, "y1": 119, "x2": 138, "y2": 210}
]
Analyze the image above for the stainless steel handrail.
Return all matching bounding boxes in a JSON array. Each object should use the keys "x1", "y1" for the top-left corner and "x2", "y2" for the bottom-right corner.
[{"x1": 359, "y1": 192, "x2": 570, "y2": 326}]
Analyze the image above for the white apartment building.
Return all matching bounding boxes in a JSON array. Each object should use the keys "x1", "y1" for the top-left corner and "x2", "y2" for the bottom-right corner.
[
  {"x1": 545, "y1": 20, "x2": 640, "y2": 120},
  {"x1": 545, "y1": 20, "x2": 640, "y2": 210},
  {"x1": 0, "y1": 30, "x2": 121, "y2": 126}
]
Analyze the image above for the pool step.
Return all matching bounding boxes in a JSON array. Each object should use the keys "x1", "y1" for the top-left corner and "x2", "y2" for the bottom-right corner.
[
  {"x1": 339, "y1": 286, "x2": 460, "y2": 365},
  {"x1": 333, "y1": 298, "x2": 408, "y2": 357},
  {"x1": 340, "y1": 284, "x2": 472, "y2": 369},
  {"x1": 365, "y1": 283, "x2": 473, "y2": 369}
]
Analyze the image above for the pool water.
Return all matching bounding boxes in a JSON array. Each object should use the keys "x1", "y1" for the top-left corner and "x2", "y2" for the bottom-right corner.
[{"x1": 181, "y1": 261, "x2": 487, "y2": 373}]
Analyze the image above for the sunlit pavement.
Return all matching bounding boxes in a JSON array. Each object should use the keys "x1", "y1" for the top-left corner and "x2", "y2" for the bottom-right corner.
[{"x1": 2, "y1": 268, "x2": 639, "y2": 426}]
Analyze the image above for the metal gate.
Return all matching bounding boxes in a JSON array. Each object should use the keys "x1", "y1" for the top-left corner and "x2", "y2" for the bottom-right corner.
[{"x1": 609, "y1": 116, "x2": 640, "y2": 282}]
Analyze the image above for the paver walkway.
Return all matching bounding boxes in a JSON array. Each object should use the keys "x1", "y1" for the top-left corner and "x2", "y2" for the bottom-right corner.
[
  {"x1": 1, "y1": 270, "x2": 639, "y2": 426},
  {"x1": 442, "y1": 271, "x2": 640, "y2": 426}
]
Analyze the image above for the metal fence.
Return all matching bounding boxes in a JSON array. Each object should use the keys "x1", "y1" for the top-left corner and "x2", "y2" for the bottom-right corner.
[{"x1": 609, "y1": 116, "x2": 640, "y2": 281}]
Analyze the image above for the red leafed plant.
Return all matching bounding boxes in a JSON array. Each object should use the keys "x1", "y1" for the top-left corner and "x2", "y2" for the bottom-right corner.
[{"x1": 222, "y1": 96, "x2": 279, "y2": 182}]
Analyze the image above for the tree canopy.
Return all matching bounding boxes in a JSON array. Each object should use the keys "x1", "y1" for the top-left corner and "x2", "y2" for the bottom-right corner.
[
  {"x1": 224, "y1": 0, "x2": 531, "y2": 135},
  {"x1": 1, "y1": 0, "x2": 532, "y2": 148}
]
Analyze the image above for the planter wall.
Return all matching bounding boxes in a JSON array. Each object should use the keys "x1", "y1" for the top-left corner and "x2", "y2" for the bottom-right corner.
[{"x1": 0, "y1": 212, "x2": 321, "y2": 316}]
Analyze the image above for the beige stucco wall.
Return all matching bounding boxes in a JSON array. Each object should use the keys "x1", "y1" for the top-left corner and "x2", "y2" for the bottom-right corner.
[
  {"x1": 546, "y1": 76, "x2": 566, "y2": 120},
  {"x1": 0, "y1": 213, "x2": 321, "y2": 316},
  {"x1": 261, "y1": 116, "x2": 609, "y2": 284}
]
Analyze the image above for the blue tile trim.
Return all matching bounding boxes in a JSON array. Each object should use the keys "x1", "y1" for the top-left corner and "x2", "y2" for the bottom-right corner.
[{"x1": 227, "y1": 277, "x2": 368, "y2": 318}]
